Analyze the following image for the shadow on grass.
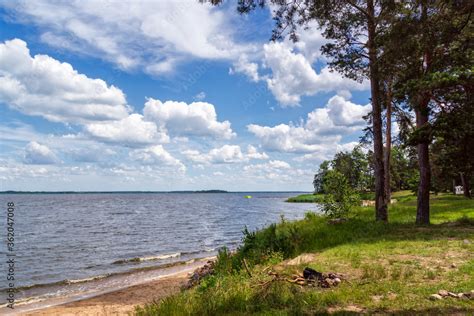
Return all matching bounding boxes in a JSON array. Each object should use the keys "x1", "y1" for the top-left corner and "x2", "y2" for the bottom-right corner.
[
  {"x1": 237, "y1": 196, "x2": 474, "y2": 264},
  {"x1": 297, "y1": 217, "x2": 473, "y2": 255}
]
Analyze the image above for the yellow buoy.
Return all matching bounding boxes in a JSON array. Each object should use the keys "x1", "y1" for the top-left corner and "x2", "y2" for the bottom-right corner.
[{"x1": 244, "y1": 195, "x2": 252, "y2": 199}]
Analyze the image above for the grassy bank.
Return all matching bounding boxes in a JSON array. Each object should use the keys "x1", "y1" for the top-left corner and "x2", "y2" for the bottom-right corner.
[
  {"x1": 136, "y1": 192, "x2": 474, "y2": 315},
  {"x1": 285, "y1": 193, "x2": 324, "y2": 203},
  {"x1": 286, "y1": 192, "x2": 375, "y2": 203}
]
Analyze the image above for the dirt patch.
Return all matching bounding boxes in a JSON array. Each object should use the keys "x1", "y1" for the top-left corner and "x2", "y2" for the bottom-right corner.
[
  {"x1": 327, "y1": 305, "x2": 365, "y2": 314},
  {"x1": 279, "y1": 253, "x2": 318, "y2": 266}
]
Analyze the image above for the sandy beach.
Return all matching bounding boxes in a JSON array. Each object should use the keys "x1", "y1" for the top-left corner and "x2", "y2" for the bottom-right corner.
[
  {"x1": 23, "y1": 272, "x2": 188, "y2": 316},
  {"x1": 22, "y1": 271, "x2": 188, "y2": 316},
  {"x1": 1, "y1": 258, "x2": 215, "y2": 316}
]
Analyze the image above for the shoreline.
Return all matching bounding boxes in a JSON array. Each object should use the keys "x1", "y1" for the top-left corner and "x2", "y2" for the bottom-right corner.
[{"x1": 2, "y1": 257, "x2": 214, "y2": 315}]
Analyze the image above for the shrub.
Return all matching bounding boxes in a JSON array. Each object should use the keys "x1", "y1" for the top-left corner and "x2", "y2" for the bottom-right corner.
[
  {"x1": 214, "y1": 247, "x2": 234, "y2": 275},
  {"x1": 321, "y1": 170, "x2": 360, "y2": 218}
]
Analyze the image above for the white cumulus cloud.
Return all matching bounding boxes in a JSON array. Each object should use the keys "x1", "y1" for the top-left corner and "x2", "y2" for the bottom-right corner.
[
  {"x1": 24, "y1": 141, "x2": 58, "y2": 164},
  {"x1": 184, "y1": 145, "x2": 244, "y2": 164},
  {"x1": 263, "y1": 42, "x2": 368, "y2": 106},
  {"x1": 0, "y1": 1, "x2": 255, "y2": 75},
  {"x1": 184, "y1": 144, "x2": 268, "y2": 165},
  {"x1": 229, "y1": 55, "x2": 260, "y2": 82},
  {"x1": 246, "y1": 145, "x2": 269, "y2": 160},
  {"x1": 243, "y1": 160, "x2": 293, "y2": 181},
  {"x1": 130, "y1": 145, "x2": 186, "y2": 173},
  {"x1": 0, "y1": 39, "x2": 131, "y2": 124},
  {"x1": 248, "y1": 93, "x2": 370, "y2": 153},
  {"x1": 84, "y1": 114, "x2": 169, "y2": 147},
  {"x1": 144, "y1": 99, "x2": 235, "y2": 139},
  {"x1": 326, "y1": 95, "x2": 371, "y2": 126},
  {"x1": 294, "y1": 141, "x2": 361, "y2": 162}
]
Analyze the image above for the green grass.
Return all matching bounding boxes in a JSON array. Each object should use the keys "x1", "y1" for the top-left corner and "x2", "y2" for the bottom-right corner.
[
  {"x1": 285, "y1": 193, "x2": 324, "y2": 203},
  {"x1": 136, "y1": 193, "x2": 474, "y2": 315},
  {"x1": 286, "y1": 192, "x2": 376, "y2": 203}
]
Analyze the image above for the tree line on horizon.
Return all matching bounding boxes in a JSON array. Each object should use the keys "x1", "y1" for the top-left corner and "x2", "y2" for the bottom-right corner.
[{"x1": 209, "y1": 0, "x2": 473, "y2": 225}]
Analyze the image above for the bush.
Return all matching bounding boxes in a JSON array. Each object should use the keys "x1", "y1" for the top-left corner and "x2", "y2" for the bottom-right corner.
[
  {"x1": 321, "y1": 170, "x2": 360, "y2": 218},
  {"x1": 214, "y1": 247, "x2": 234, "y2": 275}
]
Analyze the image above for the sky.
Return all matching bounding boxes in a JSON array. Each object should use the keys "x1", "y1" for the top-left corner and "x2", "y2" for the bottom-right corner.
[{"x1": 0, "y1": 1, "x2": 372, "y2": 192}]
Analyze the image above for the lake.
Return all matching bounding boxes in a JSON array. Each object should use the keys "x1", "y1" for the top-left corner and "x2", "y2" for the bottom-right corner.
[{"x1": 0, "y1": 192, "x2": 318, "y2": 309}]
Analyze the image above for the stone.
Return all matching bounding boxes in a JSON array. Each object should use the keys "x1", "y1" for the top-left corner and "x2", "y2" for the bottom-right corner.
[
  {"x1": 185, "y1": 260, "x2": 216, "y2": 288},
  {"x1": 333, "y1": 277, "x2": 341, "y2": 285},
  {"x1": 438, "y1": 290, "x2": 449, "y2": 297},
  {"x1": 320, "y1": 279, "x2": 331, "y2": 288},
  {"x1": 448, "y1": 292, "x2": 458, "y2": 298},
  {"x1": 429, "y1": 294, "x2": 443, "y2": 301},
  {"x1": 450, "y1": 263, "x2": 457, "y2": 268},
  {"x1": 325, "y1": 278, "x2": 334, "y2": 286},
  {"x1": 463, "y1": 239, "x2": 471, "y2": 244}
]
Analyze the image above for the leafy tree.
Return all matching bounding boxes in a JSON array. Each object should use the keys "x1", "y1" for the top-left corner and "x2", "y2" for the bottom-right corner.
[
  {"x1": 390, "y1": 145, "x2": 418, "y2": 192},
  {"x1": 332, "y1": 151, "x2": 355, "y2": 184},
  {"x1": 350, "y1": 146, "x2": 373, "y2": 192},
  {"x1": 330, "y1": 146, "x2": 373, "y2": 192},
  {"x1": 321, "y1": 170, "x2": 360, "y2": 219},
  {"x1": 432, "y1": 100, "x2": 474, "y2": 198},
  {"x1": 313, "y1": 160, "x2": 330, "y2": 193}
]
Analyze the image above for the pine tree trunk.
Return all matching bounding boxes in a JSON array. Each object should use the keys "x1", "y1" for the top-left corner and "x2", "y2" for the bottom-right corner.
[
  {"x1": 384, "y1": 82, "x2": 392, "y2": 204},
  {"x1": 367, "y1": 0, "x2": 387, "y2": 222},
  {"x1": 416, "y1": 3, "x2": 432, "y2": 225},
  {"x1": 415, "y1": 106, "x2": 431, "y2": 225},
  {"x1": 460, "y1": 173, "x2": 472, "y2": 198}
]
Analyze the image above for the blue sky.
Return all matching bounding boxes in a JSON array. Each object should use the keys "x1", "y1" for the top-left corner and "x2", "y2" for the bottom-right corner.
[{"x1": 0, "y1": 1, "x2": 371, "y2": 191}]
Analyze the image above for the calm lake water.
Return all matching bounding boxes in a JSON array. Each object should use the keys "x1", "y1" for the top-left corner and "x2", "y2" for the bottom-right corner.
[{"x1": 0, "y1": 192, "x2": 317, "y2": 307}]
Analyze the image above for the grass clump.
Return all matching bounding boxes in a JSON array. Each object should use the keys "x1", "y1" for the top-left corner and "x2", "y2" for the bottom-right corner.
[{"x1": 136, "y1": 193, "x2": 474, "y2": 315}]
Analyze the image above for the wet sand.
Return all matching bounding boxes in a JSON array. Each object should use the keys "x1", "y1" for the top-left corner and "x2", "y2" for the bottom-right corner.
[
  {"x1": 23, "y1": 271, "x2": 188, "y2": 316},
  {"x1": 3, "y1": 258, "x2": 215, "y2": 316}
]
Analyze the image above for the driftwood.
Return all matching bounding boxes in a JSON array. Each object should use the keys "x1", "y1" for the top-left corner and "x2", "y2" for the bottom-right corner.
[
  {"x1": 243, "y1": 258, "x2": 252, "y2": 277},
  {"x1": 253, "y1": 267, "x2": 345, "y2": 290}
]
